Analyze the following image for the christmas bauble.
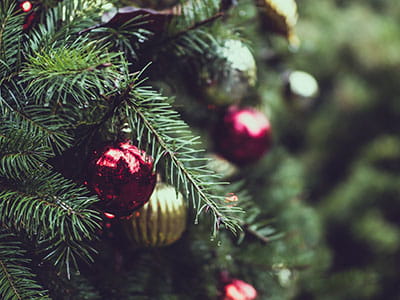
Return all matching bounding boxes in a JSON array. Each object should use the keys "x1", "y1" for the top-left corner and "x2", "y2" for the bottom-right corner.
[
  {"x1": 214, "y1": 106, "x2": 272, "y2": 165},
  {"x1": 123, "y1": 182, "x2": 187, "y2": 247},
  {"x1": 200, "y1": 40, "x2": 257, "y2": 106},
  {"x1": 222, "y1": 279, "x2": 258, "y2": 300},
  {"x1": 284, "y1": 70, "x2": 319, "y2": 109},
  {"x1": 86, "y1": 142, "x2": 156, "y2": 217}
]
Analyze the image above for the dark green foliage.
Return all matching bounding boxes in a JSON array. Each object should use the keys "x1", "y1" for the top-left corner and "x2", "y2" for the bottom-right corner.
[
  {"x1": 0, "y1": 1, "x2": 23, "y2": 83},
  {"x1": 0, "y1": 231, "x2": 50, "y2": 300},
  {"x1": 21, "y1": 39, "x2": 125, "y2": 106},
  {"x1": 124, "y1": 85, "x2": 243, "y2": 235}
]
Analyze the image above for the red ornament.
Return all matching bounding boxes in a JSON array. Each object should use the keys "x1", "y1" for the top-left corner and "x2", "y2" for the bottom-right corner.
[
  {"x1": 214, "y1": 106, "x2": 271, "y2": 165},
  {"x1": 222, "y1": 279, "x2": 258, "y2": 300},
  {"x1": 86, "y1": 142, "x2": 156, "y2": 217}
]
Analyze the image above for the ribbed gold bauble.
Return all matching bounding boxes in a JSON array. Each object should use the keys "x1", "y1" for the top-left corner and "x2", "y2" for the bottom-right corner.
[{"x1": 123, "y1": 183, "x2": 187, "y2": 247}]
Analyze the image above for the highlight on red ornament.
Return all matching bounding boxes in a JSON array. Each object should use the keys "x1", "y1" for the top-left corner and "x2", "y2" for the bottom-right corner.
[
  {"x1": 20, "y1": 0, "x2": 32, "y2": 12},
  {"x1": 104, "y1": 212, "x2": 116, "y2": 219},
  {"x1": 223, "y1": 279, "x2": 258, "y2": 300}
]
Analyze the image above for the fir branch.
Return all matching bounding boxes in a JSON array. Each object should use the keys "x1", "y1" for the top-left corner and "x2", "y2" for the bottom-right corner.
[
  {"x1": 0, "y1": 171, "x2": 101, "y2": 278},
  {"x1": 0, "y1": 105, "x2": 74, "y2": 179},
  {"x1": 20, "y1": 38, "x2": 125, "y2": 107},
  {"x1": 89, "y1": 15, "x2": 153, "y2": 60},
  {"x1": 234, "y1": 188, "x2": 283, "y2": 244},
  {"x1": 166, "y1": 28, "x2": 218, "y2": 57},
  {"x1": 122, "y1": 85, "x2": 243, "y2": 236},
  {"x1": 0, "y1": 231, "x2": 50, "y2": 300},
  {"x1": 27, "y1": 0, "x2": 107, "y2": 52},
  {"x1": 170, "y1": 11, "x2": 223, "y2": 41},
  {"x1": 173, "y1": 0, "x2": 221, "y2": 32},
  {"x1": 0, "y1": 135, "x2": 51, "y2": 180},
  {"x1": 1, "y1": 106, "x2": 73, "y2": 156},
  {"x1": 0, "y1": 0, "x2": 23, "y2": 84},
  {"x1": 242, "y1": 224, "x2": 272, "y2": 244}
]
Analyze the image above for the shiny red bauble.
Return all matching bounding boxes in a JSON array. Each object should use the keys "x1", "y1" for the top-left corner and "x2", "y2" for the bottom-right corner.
[
  {"x1": 214, "y1": 106, "x2": 272, "y2": 165},
  {"x1": 86, "y1": 142, "x2": 156, "y2": 217},
  {"x1": 222, "y1": 279, "x2": 258, "y2": 300}
]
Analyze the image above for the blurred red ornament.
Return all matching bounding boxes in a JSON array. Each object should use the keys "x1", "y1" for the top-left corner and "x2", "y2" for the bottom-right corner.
[
  {"x1": 20, "y1": 1, "x2": 32, "y2": 12},
  {"x1": 22, "y1": 12, "x2": 36, "y2": 30},
  {"x1": 86, "y1": 142, "x2": 156, "y2": 217},
  {"x1": 214, "y1": 106, "x2": 271, "y2": 165},
  {"x1": 222, "y1": 279, "x2": 257, "y2": 300}
]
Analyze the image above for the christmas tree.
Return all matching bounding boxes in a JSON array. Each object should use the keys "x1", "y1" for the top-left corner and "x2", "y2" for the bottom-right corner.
[
  {"x1": 1, "y1": 0, "x2": 322, "y2": 298},
  {"x1": 2, "y1": 0, "x2": 397, "y2": 299}
]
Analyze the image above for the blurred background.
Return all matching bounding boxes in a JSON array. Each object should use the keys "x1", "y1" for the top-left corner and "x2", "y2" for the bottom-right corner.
[{"x1": 278, "y1": 0, "x2": 400, "y2": 299}]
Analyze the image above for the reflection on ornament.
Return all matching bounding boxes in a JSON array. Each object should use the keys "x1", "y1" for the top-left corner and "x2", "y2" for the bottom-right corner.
[
  {"x1": 123, "y1": 183, "x2": 187, "y2": 247},
  {"x1": 86, "y1": 142, "x2": 156, "y2": 217},
  {"x1": 104, "y1": 212, "x2": 116, "y2": 219},
  {"x1": 223, "y1": 279, "x2": 257, "y2": 300},
  {"x1": 20, "y1": 1, "x2": 32, "y2": 12},
  {"x1": 214, "y1": 106, "x2": 272, "y2": 165}
]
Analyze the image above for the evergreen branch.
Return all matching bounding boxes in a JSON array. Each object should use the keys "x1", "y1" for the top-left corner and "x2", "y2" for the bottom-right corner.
[
  {"x1": 123, "y1": 85, "x2": 243, "y2": 235},
  {"x1": 89, "y1": 15, "x2": 153, "y2": 60},
  {"x1": 1, "y1": 106, "x2": 73, "y2": 156},
  {"x1": 0, "y1": 172, "x2": 101, "y2": 278},
  {"x1": 170, "y1": 11, "x2": 223, "y2": 42},
  {"x1": 20, "y1": 38, "x2": 125, "y2": 107},
  {"x1": 233, "y1": 187, "x2": 283, "y2": 244},
  {"x1": 0, "y1": 80, "x2": 24, "y2": 113},
  {"x1": 0, "y1": 231, "x2": 50, "y2": 300},
  {"x1": 26, "y1": 0, "x2": 106, "y2": 52},
  {"x1": 173, "y1": 0, "x2": 221, "y2": 32},
  {"x1": 242, "y1": 224, "x2": 272, "y2": 244},
  {"x1": 0, "y1": 0, "x2": 23, "y2": 84},
  {"x1": 166, "y1": 28, "x2": 218, "y2": 57}
]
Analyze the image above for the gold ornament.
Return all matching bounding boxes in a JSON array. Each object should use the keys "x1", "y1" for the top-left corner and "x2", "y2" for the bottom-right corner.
[
  {"x1": 255, "y1": 0, "x2": 299, "y2": 46},
  {"x1": 123, "y1": 183, "x2": 187, "y2": 247}
]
